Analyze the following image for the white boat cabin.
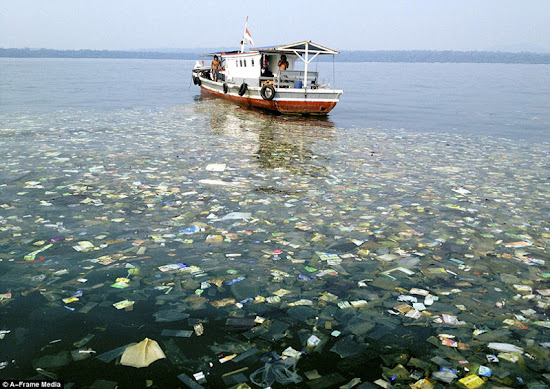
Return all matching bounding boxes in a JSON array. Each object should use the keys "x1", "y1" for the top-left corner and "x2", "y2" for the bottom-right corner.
[{"x1": 204, "y1": 41, "x2": 338, "y2": 90}]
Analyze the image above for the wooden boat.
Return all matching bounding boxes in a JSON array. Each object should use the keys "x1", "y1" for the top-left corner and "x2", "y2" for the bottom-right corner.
[{"x1": 192, "y1": 26, "x2": 343, "y2": 115}]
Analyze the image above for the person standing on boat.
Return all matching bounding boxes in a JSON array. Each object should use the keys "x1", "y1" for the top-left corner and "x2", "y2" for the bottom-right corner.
[
  {"x1": 278, "y1": 55, "x2": 289, "y2": 71},
  {"x1": 261, "y1": 55, "x2": 273, "y2": 77},
  {"x1": 211, "y1": 55, "x2": 221, "y2": 81}
]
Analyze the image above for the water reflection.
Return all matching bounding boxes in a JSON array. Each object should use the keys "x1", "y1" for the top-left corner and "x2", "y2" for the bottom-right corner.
[
  {"x1": 197, "y1": 93, "x2": 336, "y2": 129},
  {"x1": 193, "y1": 95, "x2": 336, "y2": 176}
]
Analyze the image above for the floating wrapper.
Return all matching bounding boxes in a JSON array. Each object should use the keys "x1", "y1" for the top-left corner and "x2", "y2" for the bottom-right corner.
[
  {"x1": 405, "y1": 308, "x2": 422, "y2": 319},
  {"x1": 210, "y1": 298, "x2": 236, "y2": 308},
  {"x1": 193, "y1": 323, "x2": 204, "y2": 336},
  {"x1": 338, "y1": 301, "x2": 352, "y2": 309},
  {"x1": 199, "y1": 179, "x2": 245, "y2": 187},
  {"x1": 266, "y1": 296, "x2": 280, "y2": 304},
  {"x1": 316, "y1": 252, "x2": 340, "y2": 261},
  {"x1": 411, "y1": 378, "x2": 434, "y2": 389},
  {"x1": 120, "y1": 338, "x2": 166, "y2": 368},
  {"x1": 288, "y1": 299, "x2": 313, "y2": 306},
  {"x1": 205, "y1": 163, "x2": 226, "y2": 171},
  {"x1": 273, "y1": 289, "x2": 290, "y2": 297},
  {"x1": 219, "y1": 354, "x2": 236, "y2": 363},
  {"x1": 22, "y1": 243, "x2": 54, "y2": 261},
  {"x1": 221, "y1": 212, "x2": 251, "y2": 220},
  {"x1": 282, "y1": 346, "x2": 302, "y2": 358},
  {"x1": 72, "y1": 241, "x2": 95, "y2": 252},
  {"x1": 487, "y1": 342, "x2": 523, "y2": 353},
  {"x1": 350, "y1": 300, "x2": 368, "y2": 308},
  {"x1": 205, "y1": 234, "x2": 223, "y2": 243},
  {"x1": 111, "y1": 278, "x2": 130, "y2": 289},
  {"x1": 113, "y1": 300, "x2": 134, "y2": 310},
  {"x1": 458, "y1": 375, "x2": 485, "y2": 389},
  {"x1": 158, "y1": 263, "x2": 188, "y2": 272},
  {"x1": 504, "y1": 241, "x2": 532, "y2": 248},
  {"x1": 409, "y1": 288, "x2": 430, "y2": 296}
]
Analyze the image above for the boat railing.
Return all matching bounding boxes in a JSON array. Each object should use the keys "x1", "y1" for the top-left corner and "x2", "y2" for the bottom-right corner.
[{"x1": 277, "y1": 70, "x2": 318, "y2": 88}]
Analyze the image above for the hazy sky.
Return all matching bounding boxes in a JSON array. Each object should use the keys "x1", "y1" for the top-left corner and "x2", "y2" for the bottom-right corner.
[{"x1": 1, "y1": 0, "x2": 549, "y2": 52}]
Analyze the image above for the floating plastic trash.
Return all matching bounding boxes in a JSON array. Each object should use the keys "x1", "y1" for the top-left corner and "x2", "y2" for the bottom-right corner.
[
  {"x1": 120, "y1": 338, "x2": 166, "y2": 368},
  {"x1": 1, "y1": 100, "x2": 549, "y2": 386},
  {"x1": 458, "y1": 375, "x2": 485, "y2": 389},
  {"x1": 249, "y1": 357, "x2": 302, "y2": 387},
  {"x1": 487, "y1": 342, "x2": 524, "y2": 353},
  {"x1": 113, "y1": 300, "x2": 134, "y2": 310}
]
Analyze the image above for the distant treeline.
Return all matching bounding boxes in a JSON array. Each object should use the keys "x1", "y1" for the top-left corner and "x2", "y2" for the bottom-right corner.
[
  {"x1": 0, "y1": 48, "x2": 197, "y2": 60},
  {"x1": 334, "y1": 50, "x2": 550, "y2": 64},
  {"x1": 1, "y1": 48, "x2": 549, "y2": 64}
]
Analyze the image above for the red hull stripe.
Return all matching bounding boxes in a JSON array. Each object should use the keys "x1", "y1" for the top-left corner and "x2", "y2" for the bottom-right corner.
[{"x1": 200, "y1": 87, "x2": 336, "y2": 115}]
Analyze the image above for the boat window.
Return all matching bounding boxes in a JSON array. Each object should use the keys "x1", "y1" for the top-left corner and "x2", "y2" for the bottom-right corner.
[
  {"x1": 251, "y1": 59, "x2": 254, "y2": 66},
  {"x1": 244, "y1": 60, "x2": 247, "y2": 67},
  {"x1": 236, "y1": 60, "x2": 239, "y2": 67},
  {"x1": 240, "y1": 60, "x2": 243, "y2": 67}
]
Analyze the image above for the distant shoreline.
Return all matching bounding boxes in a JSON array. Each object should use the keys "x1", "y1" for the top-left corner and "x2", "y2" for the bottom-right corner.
[{"x1": 1, "y1": 48, "x2": 549, "y2": 64}]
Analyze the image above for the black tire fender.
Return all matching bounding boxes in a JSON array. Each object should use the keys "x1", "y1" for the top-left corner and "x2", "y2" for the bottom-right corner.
[
  {"x1": 238, "y1": 83, "x2": 248, "y2": 96},
  {"x1": 193, "y1": 75, "x2": 201, "y2": 86},
  {"x1": 260, "y1": 85, "x2": 276, "y2": 100},
  {"x1": 223, "y1": 83, "x2": 229, "y2": 94}
]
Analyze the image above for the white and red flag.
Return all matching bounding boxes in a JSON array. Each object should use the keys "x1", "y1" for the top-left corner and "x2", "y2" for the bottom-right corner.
[
  {"x1": 243, "y1": 27, "x2": 254, "y2": 45},
  {"x1": 240, "y1": 17, "x2": 254, "y2": 52}
]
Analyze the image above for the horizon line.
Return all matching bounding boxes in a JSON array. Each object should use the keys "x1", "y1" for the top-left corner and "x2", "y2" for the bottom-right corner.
[{"x1": 2, "y1": 47, "x2": 550, "y2": 54}]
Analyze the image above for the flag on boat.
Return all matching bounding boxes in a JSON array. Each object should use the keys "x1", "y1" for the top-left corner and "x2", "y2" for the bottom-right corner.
[{"x1": 243, "y1": 27, "x2": 254, "y2": 45}]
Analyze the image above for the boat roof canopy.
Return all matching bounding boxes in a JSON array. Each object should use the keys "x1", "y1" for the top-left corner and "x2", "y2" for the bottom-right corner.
[
  {"x1": 254, "y1": 41, "x2": 339, "y2": 55},
  {"x1": 201, "y1": 41, "x2": 339, "y2": 57},
  {"x1": 201, "y1": 50, "x2": 240, "y2": 57}
]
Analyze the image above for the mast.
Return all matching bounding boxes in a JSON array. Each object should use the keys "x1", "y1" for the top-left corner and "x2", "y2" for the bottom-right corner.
[{"x1": 240, "y1": 16, "x2": 248, "y2": 53}]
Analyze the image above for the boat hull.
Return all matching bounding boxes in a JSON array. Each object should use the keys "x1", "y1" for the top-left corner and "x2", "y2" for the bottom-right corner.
[{"x1": 197, "y1": 76, "x2": 341, "y2": 115}]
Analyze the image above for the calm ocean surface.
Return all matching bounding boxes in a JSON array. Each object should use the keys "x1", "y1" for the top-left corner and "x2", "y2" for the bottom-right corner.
[
  {"x1": 1, "y1": 58, "x2": 549, "y2": 141},
  {"x1": 1, "y1": 58, "x2": 549, "y2": 387}
]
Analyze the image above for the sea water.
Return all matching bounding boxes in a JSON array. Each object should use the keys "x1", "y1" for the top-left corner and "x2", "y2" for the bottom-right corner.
[{"x1": 0, "y1": 58, "x2": 549, "y2": 387}]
